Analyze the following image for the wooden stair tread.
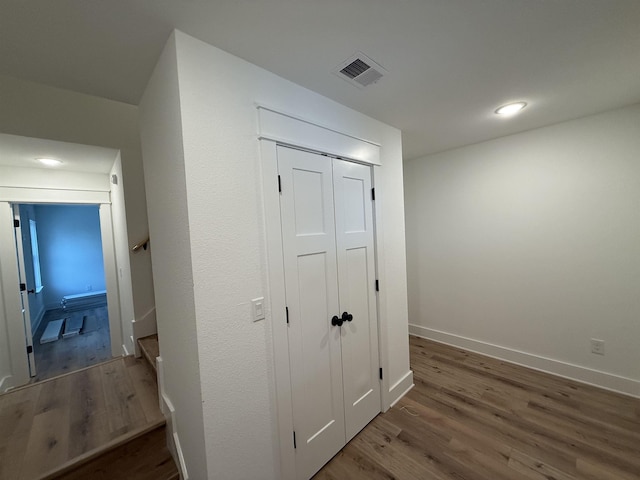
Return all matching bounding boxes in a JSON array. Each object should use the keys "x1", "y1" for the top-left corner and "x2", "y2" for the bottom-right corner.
[
  {"x1": 53, "y1": 425, "x2": 179, "y2": 480},
  {"x1": 0, "y1": 355, "x2": 167, "y2": 480},
  {"x1": 40, "y1": 419, "x2": 166, "y2": 479},
  {"x1": 138, "y1": 334, "x2": 160, "y2": 372}
]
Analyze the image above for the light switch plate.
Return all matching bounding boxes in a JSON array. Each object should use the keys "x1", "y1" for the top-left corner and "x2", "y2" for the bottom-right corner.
[
  {"x1": 590, "y1": 338, "x2": 605, "y2": 355},
  {"x1": 252, "y1": 297, "x2": 265, "y2": 322}
]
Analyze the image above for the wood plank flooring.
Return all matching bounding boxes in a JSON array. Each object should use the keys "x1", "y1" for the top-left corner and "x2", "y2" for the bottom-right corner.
[
  {"x1": 0, "y1": 355, "x2": 164, "y2": 480},
  {"x1": 31, "y1": 305, "x2": 111, "y2": 383},
  {"x1": 314, "y1": 335, "x2": 640, "y2": 480},
  {"x1": 53, "y1": 426, "x2": 178, "y2": 480}
]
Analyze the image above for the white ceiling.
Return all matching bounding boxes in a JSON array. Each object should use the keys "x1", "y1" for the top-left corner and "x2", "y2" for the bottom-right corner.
[
  {"x1": 1, "y1": 0, "x2": 639, "y2": 160},
  {"x1": 0, "y1": 133, "x2": 118, "y2": 174}
]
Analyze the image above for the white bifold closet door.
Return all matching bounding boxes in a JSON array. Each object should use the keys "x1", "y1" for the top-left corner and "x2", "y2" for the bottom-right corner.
[{"x1": 278, "y1": 145, "x2": 381, "y2": 480}]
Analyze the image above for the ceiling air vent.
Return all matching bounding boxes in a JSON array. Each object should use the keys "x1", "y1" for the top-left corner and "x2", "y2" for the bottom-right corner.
[{"x1": 333, "y1": 52, "x2": 387, "y2": 88}]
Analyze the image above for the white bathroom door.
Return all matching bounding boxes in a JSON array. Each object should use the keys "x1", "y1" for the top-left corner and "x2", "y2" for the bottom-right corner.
[
  {"x1": 332, "y1": 159, "x2": 381, "y2": 442},
  {"x1": 12, "y1": 204, "x2": 37, "y2": 377},
  {"x1": 278, "y1": 145, "x2": 381, "y2": 479},
  {"x1": 278, "y1": 146, "x2": 346, "y2": 480}
]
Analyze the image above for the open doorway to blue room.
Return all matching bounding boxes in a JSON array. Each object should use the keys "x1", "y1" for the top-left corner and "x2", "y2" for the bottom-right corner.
[{"x1": 17, "y1": 203, "x2": 111, "y2": 383}]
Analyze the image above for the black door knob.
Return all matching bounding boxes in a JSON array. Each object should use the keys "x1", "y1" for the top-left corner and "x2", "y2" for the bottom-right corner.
[
  {"x1": 331, "y1": 315, "x2": 343, "y2": 327},
  {"x1": 341, "y1": 312, "x2": 353, "y2": 322},
  {"x1": 27, "y1": 289, "x2": 35, "y2": 294}
]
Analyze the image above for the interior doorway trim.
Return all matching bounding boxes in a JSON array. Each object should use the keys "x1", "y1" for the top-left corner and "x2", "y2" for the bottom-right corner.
[
  {"x1": 257, "y1": 105, "x2": 381, "y2": 165},
  {"x1": 258, "y1": 105, "x2": 391, "y2": 480},
  {"x1": 0, "y1": 188, "x2": 108, "y2": 204},
  {"x1": 0, "y1": 188, "x2": 124, "y2": 389}
]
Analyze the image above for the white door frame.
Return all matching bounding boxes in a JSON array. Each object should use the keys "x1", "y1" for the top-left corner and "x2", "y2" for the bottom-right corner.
[
  {"x1": 11, "y1": 205, "x2": 37, "y2": 377},
  {"x1": 0, "y1": 188, "x2": 124, "y2": 390},
  {"x1": 257, "y1": 105, "x2": 391, "y2": 480}
]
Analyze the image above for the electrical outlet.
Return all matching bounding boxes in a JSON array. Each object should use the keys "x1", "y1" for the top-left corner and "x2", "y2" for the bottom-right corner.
[{"x1": 590, "y1": 339, "x2": 605, "y2": 355}]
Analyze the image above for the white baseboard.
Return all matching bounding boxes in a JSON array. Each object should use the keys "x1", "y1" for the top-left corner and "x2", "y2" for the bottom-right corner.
[
  {"x1": 157, "y1": 356, "x2": 189, "y2": 480},
  {"x1": 409, "y1": 324, "x2": 640, "y2": 399},
  {"x1": 32, "y1": 305, "x2": 46, "y2": 334},
  {"x1": 387, "y1": 370, "x2": 414, "y2": 410},
  {"x1": 133, "y1": 307, "x2": 157, "y2": 358},
  {"x1": 0, "y1": 375, "x2": 14, "y2": 393}
]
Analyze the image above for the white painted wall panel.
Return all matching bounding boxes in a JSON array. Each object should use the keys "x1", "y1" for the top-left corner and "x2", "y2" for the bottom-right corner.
[
  {"x1": 139, "y1": 34, "x2": 208, "y2": 479},
  {"x1": 170, "y1": 30, "x2": 411, "y2": 479},
  {"x1": 405, "y1": 104, "x2": 640, "y2": 395}
]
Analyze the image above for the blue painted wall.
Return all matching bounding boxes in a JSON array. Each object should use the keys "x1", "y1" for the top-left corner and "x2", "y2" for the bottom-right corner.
[{"x1": 33, "y1": 204, "x2": 106, "y2": 308}]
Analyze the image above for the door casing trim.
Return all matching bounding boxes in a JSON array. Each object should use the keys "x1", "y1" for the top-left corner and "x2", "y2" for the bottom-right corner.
[
  {"x1": 258, "y1": 105, "x2": 391, "y2": 480},
  {"x1": 0, "y1": 189, "x2": 125, "y2": 390}
]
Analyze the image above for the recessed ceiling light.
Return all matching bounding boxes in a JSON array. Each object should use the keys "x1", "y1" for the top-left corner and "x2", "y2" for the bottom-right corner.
[
  {"x1": 37, "y1": 158, "x2": 63, "y2": 167},
  {"x1": 495, "y1": 102, "x2": 527, "y2": 116}
]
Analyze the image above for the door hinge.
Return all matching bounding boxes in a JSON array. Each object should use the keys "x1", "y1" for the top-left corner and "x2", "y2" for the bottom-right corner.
[
  {"x1": 286, "y1": 306, "x2": 289, "y2": 324},
  {"x1": 14, "y1": 219, "x2": 20, "y2": 228},
  {"x1": 20, "y1": 283, "x2": 26, "y2": 292},
  {"x1": 379, "y1": 368, "x2": 383, "y2": 380},
  {"x1": 375, "y1": 279, "x2": 379, "y2": 292},
  {"x1": 371, "y1": 188, "x2": 376, "y2": 201},
  {"x1": 293, "y1": 431, "x2": 297, "y2": 449},
  {"x1": 278, "y1": 175, "x2": 282, "y2": 193},
  {"x1": 26, "y1": 345, "x2": 33, "y2": 354}
]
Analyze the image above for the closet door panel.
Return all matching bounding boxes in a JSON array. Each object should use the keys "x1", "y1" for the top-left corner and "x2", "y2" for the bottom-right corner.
[
  {"x1": 277, "y1": 146, "x2": 345, "y2": 480},
  {"x1": 333, "y1": 160, "x2": 381, "y2": 442}
]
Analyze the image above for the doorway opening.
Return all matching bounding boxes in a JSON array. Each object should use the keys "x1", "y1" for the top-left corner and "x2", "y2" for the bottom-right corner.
[
  {"x1": 15, "y1": 203, "x2": 111, "y2": 383},
  {"x1": 0, "y1": 132, "x2": 136, "y2": 394}
]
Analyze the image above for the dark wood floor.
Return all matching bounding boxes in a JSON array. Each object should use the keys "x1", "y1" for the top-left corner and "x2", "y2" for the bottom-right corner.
[
  {"x1": 31, "y1": 305, "x2": 111, "y2": 383},
  {"x1": 314, "y1": 335, "x2": 640, "y2": 480},
  {"x1": 55, "y1": 425, "x2": 178, "y2": 480}
]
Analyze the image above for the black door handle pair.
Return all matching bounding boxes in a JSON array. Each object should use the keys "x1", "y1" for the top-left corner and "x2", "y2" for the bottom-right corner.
[{"x1": 331, "y1": 311, "x2": 353, "y2": 327}]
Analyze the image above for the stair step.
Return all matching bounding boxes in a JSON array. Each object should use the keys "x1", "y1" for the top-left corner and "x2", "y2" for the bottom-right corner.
[
  {"x1": 1, "y1": 346, "x2": 176, "y2": 479},
  {"x1": 138, "y1": 334, "x2": 160, "y2": 373},
  {"x1": 52, "y1": 425, "x2": 179, "y2": 480},
  {"x1": 40, "y1": 420, "x2": 165, "y2": 479}
]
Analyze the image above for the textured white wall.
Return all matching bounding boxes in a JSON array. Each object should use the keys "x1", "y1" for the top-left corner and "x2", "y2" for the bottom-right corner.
[
  {"x1": 168, "y1": 30, "x2": 410, "y2": 479},
  {"x1": 0, "y1": 75, "x2": 154, "y2": 322},
  {"x1": 139, "y1": 35, "x2": 208, "y2": 479},
  {"x1": 405, "y1": 104, "x2": 640, "y2": 390}
]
